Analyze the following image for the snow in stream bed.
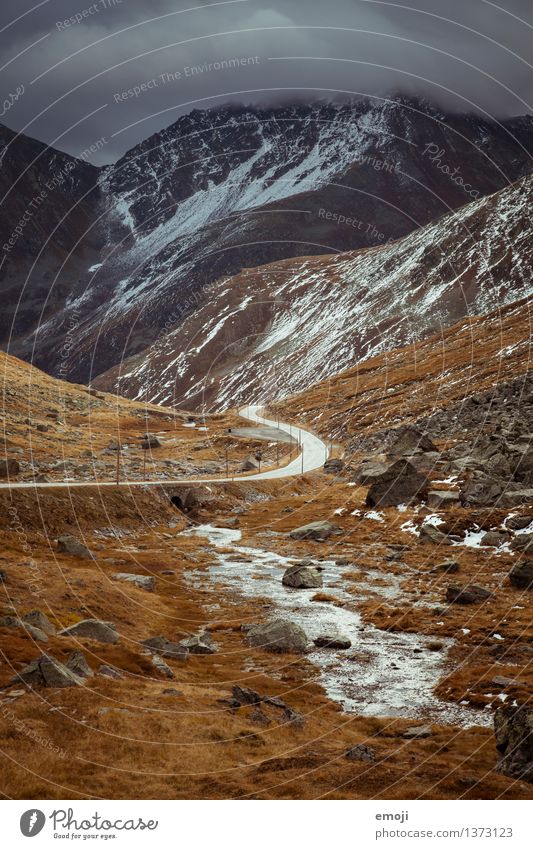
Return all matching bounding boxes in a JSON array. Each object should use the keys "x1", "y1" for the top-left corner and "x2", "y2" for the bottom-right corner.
[{"x1": 181, "y1": 524, "x2": 490, "y2": 727}]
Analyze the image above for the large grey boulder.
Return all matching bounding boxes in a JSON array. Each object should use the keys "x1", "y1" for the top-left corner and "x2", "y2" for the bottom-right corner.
[
  {"x1": 240, "y1": 456, "x2": 258, "y2": 472},
  {"x1": 0, "y1": 616, "x2": 48, "y2": 642},
  {"x1": 245, "y1": 619, "x2": 309, "y2": 653},
  {"x1": 480, "y1": 531, "x2": 511, "y2": 547},
  {"x1": 113, "y1": 573, "x2": 155, "y2": 591},
  {"x1": 365, "y1": 460, "x2": 427, "y2": 508},
  {"x1": 140, "y1": 433, "x2": 161, "y2": 449},
  {"x1": 66, "y1": 650, "x2": 94, "y2": 678},
  {"x1": 494, "y1": 705, "x2": 533, "y2": 782},
  {"x1": 313, "y1": 633, "x2": 352, "y2": 649},
  {"x1": 419, "y1": 523, "x2": 451, "y2": 545},
  {"x1": 14, "y1": 654, "x2": 84, "y2": 688},
  {"x1": 0, "y1": 458, "x2": 20, "y2": 477},
  {"x1": 506, "y1": 515, "x2": 532, "y2": 531},
  {"x1": 509, "y1": 560, "x2": 533, "y2": 589},
  {"x1": 427, "y1": 490, "x2": 460, "y2": 509},
  {"x1": 282, "y1": 563, "x2": 323, "y2": 589},
  {"x1": 323, "y1": 458, "x2": 344, "y2": 475},
  {"x1": 151, "y1": 655, "x2": 175, "y2": 678},
  {"x1": 141, "y1": 635, "x2": 188, "y2": 660},
  {"x1": 445, "y1": 584, "x2": 492, "y2": 604},
  {"x1": 57, "y1": 534, "x2": 92, "y2": 560},
  {"x1": 179, "y1": 634, "x2": 215, "y2": 655},
  {"x1": 510, "y1": 533, "x2": 533, "y2": 554},
  {"x1": 500, "y1": 490, "x2": 533, "y2": 508},
  {"x1": 289, "y1": 521, "x2": 342, "y2": 541},
  {"x1": 388, "y1": 427, "x2": 437, "y2": 455},
  {"x1": 59, "y1": 619, "x2": 119, "y2": 644},
  {"x1": 22, "y1": 610, "x2": 56, "y2": 635},
  {"x1": 354, "y1": 458, "x2": 390, "y2": 486},
  {"x1": 460, "y1": 478, "x2": 505, "y2": 507}
]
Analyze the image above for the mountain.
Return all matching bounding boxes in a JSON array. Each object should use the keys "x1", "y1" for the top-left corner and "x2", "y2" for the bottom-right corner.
[
  {"x1": 0, "y1": 124, "x2": 102, "y2": 345},
  {"x1": 2, "y1": 97, "x2": 533, "y2": 387},
  {"x1": 93, "y1": 172, "x2": 533, "y2": 409}
]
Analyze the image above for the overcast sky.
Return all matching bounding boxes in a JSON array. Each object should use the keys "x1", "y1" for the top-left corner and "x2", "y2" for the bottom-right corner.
[{"x1": 1, "y1": 0, "x2": 533, "y2": 164}]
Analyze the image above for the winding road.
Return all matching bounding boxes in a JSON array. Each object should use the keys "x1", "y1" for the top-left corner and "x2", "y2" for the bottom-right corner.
[{"x1": 0, "y1": 404, "x2": 329, "y2": 489}]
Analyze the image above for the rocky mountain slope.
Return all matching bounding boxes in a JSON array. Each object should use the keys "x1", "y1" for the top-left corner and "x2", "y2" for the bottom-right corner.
[
  {"x1": 1, "y1": 299, "x2": 532, "y2": 799},
  {"x1": 94, "y1": 172, "x2": 533, "y2": 409},
  {"x1": 2, "y1": 98, "x2": 533, "y2": 387}
]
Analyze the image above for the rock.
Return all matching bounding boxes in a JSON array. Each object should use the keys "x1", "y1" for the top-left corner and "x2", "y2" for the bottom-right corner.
[
  {"x1": 99, "y1": 665, "x2": 123, "y2": 679},
  {"x1": 0, "y1": 616, "x2": 48, "y2": 642},
  {"x1": 419, "y1": 523, "x2": 451, "y2": 545},
  {"x1": 22, "y1": 623, "x2": 49, "y2": 642},
  {"x1": 282, "y1": 563, "x2": 323, "y2": 589},
  {"x1": 66, "y1": 650, "x2": 93, "y2": 678},
  {"x1": 0, "y1": 458, "x2": 20, "y2": 477},
  {"x1": 0, "y1": 615, "x2": 19, "y2": 629},
  {"x1": 151, "y1": 655, "x2": 175, "y2": 678},
  {"x1": 427, "y1": 490, "x2": 460, "y2": 509},
  {"x1": 435, "y1": 560, "x2": 460, "y2": 574},
  {"x1": 21, "y1": 610, "x2": 56, "y2": 635},
  {"x1": 494, "y1": 705, "x2": 533, "y2": 782},
  {"x1": 355, "y1": 458, "x2": 390, "y2": 486},
  {"x1": 492, "y1": 675, "x2": 523, "y2": 688},
  {"x1": 113, "y1": 573, "x2": 155, "y2": 591},
  {"x1": 499, "y1": 490, "x2": 533, "y2": 508},
  {"x1": 506, "y1": 515, "x2": 532, "y2": 531},
  {"x1": 141, "y1": 636, "x2": 188, "y2": 660},
  {"x1": 179, "y1": 634, "x2": 215, "y2": 654},
  {"x1": 15, "y1": 654, "x2": 83, "y2": 688},
  {"x1": 510, "y1": 533, "x2": 533, "y2": 553},
  {"x1": 445, "y1": 584, "x2": 492, "y2": 604},
  {"x1": 289, "y1": 520, "x2": 342, "y2": 541},
  {"x1": 313, "y1": 633, "x2": 352, "y2": 649},
  {"x1": 245, "y1": 619, "x2": 309, "y2": 653},
  {"x1": 480, "y1": 531, "x2": 511, "y2": 547},
  {"x1": 57, "y1": 534, "x2": 92, "y2": 559},
  {"x1": 365, "y1": 460, "x2": 427, "y2": 507},
  {"x1": 249, "y1": 707, "x2": 271, "y2": 726},
  {"x1": 509, "y1": 560, "x2": 533, "y2": 589},
  {"x1": 240, "y1": 456, "x2": 258, "y2": 472},
  {"x1": 323, "y1": 458, "x2": 344, "y2": 475},
  {"x1": 345, "y1": 744, "x2": 376, "y2": 762},
  {"x1": 389, "y1": 426, "x2": 437, "y2": 455},
  {"x1": 140, "y1": 433, "x2": 161, "y2": 449},
  {"x1": 460, "y1": 478, "x2": 505, "y2": 507},
  {"x1": 59, "y1": 619, "x2": 119, "y2": 644},
  {"x1": 403, "y1": 725, "x2": 433, "y2": 739},
  {"x1": 232, "y1": 686, "x2": 262, "y2": 705},
  {"x1": 223, "y1": 517, "x2": 240, "y2": 528}
]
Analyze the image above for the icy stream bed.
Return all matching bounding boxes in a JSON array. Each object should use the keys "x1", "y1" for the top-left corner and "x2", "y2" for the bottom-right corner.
[{"x1": 182, "y1": 525, "x2": 491, "y2": 727}]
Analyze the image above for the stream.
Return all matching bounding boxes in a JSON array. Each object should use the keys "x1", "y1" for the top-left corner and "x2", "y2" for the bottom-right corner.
[{"x1": 183, "y1": 524, "x2": 491, "y2": 727}]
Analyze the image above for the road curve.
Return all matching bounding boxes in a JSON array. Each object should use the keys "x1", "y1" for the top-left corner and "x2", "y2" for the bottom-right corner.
[{"x1": 0, "y1": 404, "x2": 329, "y2": 489}]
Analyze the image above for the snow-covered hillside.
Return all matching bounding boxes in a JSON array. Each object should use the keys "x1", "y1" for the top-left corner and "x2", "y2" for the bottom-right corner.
[
  {"x1": 5, "y1": 97, "x2": 533, "y2": 384},
  {"x1": 94, "y1": 173, "x2": 533, "y2": 409}
]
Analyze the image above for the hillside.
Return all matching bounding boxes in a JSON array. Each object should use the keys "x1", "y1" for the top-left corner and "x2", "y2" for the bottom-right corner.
[
  {"x1": 94, "y1": 173, "x2": 533, "y2": 409},
  {"x1": 0, "y1": 351, "x2": 284, "y2": 484},
  {"x1": 271, "y1": 294, "x2": 533, "y2": 445},
  {"x1": 2, "y1": 97, "x2": 533, "y2": 386},
  {"x1": 0, "y1": 299, "x2": 532, "y2": 800}
]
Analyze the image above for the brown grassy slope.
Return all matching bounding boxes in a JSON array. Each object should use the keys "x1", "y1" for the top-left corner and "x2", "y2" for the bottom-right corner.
[
  {"x1": 271, "y1": 295, "x2": 532, "y2": 443},
  {"x1": 0, "y1": 350, "x2": 288, "y2": 480}
]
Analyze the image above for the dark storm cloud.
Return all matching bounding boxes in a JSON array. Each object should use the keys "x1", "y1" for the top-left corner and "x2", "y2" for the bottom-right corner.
[{"x1": 1, "y1": 0, "x2": 532, "y2": 163}]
